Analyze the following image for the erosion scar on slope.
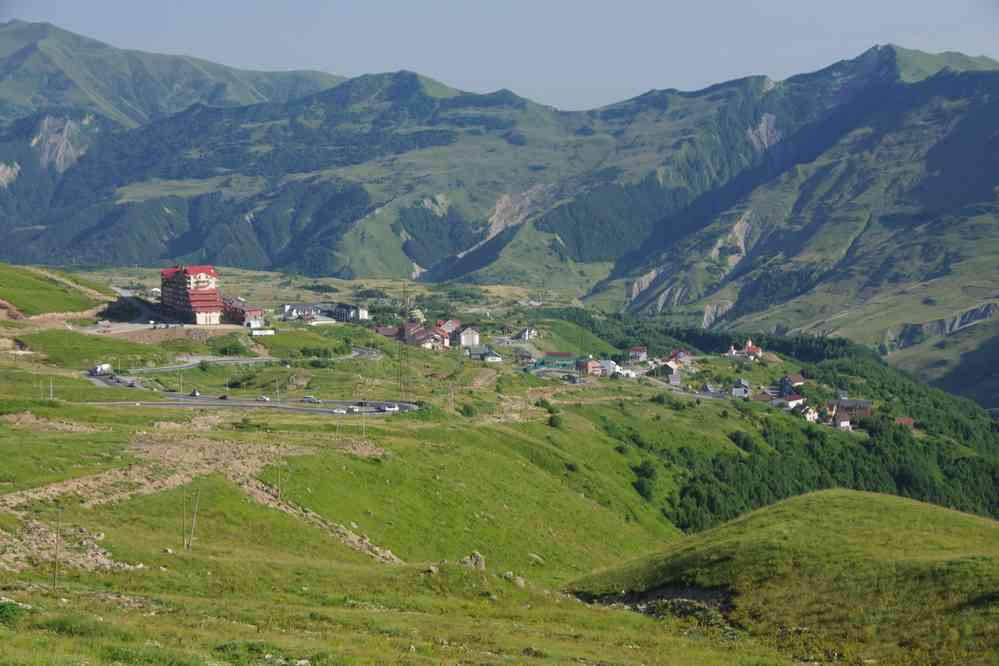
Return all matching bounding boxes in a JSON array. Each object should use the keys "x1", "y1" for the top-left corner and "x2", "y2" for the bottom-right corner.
[{"x1": 0, "y1": 436, "x2": 403, "y2": 568}]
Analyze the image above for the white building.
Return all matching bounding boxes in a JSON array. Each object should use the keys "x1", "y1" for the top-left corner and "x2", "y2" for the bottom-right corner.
[{"x1": 458, "y1": 327, "x2": 480, "y2": 348}]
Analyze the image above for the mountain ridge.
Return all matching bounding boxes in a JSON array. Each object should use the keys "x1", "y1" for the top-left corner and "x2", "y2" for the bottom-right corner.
[
  {"x1": 0, "y1": 19, "x2": 345, "y2": 127},
  {"x1": 0, "y1": 22, "x2": 998, "y2": 405}
]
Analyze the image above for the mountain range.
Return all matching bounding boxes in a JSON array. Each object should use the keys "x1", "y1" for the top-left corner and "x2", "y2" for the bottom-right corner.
[{"x1": 0, "y1": 19, "x2": 998, "y2": 406}]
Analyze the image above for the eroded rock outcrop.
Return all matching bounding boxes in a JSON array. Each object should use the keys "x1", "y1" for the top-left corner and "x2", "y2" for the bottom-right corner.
[
  {"x1": 885, "y1": 303, "x2": 999, "y2": 350},
  {"x1": 31, "y1": 115, "x2": 91, "y2": 173}
]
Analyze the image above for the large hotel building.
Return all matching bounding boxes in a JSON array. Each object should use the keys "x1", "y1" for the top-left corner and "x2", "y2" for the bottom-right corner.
[{"x1": 160, "y1": 265, "x2": 224, "y2": 326}]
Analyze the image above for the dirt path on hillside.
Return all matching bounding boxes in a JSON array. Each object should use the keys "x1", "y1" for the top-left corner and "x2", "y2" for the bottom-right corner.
[
  {"x1": 24, "y1": 266, "x2": 110, "y2": 303},
  {"x1": 0, "y1": 434, "x2": 403, "y2": 572},
  {"x1": 26, "y1": 304, "x2": 106, "y2": 326},
  {"x1": 0, "y1": 297, "x2": 25, "y2": 320},
  {"x1": 470, "y1": 368, "x2": 496, "y2": 389}
]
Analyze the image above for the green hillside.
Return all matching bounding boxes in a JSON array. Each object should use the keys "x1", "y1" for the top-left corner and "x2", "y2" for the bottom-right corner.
[
  {"x1": 0, "y1": 262, "x2": 102, "y2": 315},
  {"x1": 574, "y1": 490, "x2": 999, "y2": 665},
  {"x1": 0, "y1": 27, "x2": 998, "y2": 406},
  {"x1": 3, "y1": 305, "x2": 999, "y2": 662},
  {"x1": 5, "y1": 40, "x2": 988, "y2": 284},
  {"x1": 0, "y1": 20, "x2": 343, "y2": 127}
]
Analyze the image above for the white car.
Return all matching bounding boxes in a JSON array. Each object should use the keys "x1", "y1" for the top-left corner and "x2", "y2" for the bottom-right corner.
[
  {"x1": 378, "y1": 404, "x2": 399, "y2": 413},
  {"x1": 302, "y1": 396, "x2": 321, "y2": 404},
  {"x1": 257, "y1": 396, "x2": 271, "y2": 402},
  {"x1": 332, "y1": 408, "x2": 347, "y2": 415}
]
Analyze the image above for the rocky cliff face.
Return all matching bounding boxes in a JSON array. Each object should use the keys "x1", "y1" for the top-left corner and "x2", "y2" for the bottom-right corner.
[
  {"x1": 884, "y1": 303, "x2": 999, "y2": 351},
  {"x1": 31, "y1": 115, "x2": 92, "y2": 173}
]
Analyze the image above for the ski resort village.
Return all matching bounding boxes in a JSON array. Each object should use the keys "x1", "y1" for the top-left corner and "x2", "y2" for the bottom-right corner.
[{"x1": 0, "y1": 262, "x2": 906, "y2": 436}]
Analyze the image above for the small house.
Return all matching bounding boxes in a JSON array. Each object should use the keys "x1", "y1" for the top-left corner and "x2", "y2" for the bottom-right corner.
[
  {"x1": 516, "y1": 327, "x2": 540, "y2": 341},
  {"x1": 576, "y1": 358, "x2": 602, "y2": 376},
  {"x1": 281, "y1": 303, "x2": 320, "y2": 320},
  {"x1": 599, "y1": 359, "x2": 620, "y2": 376},
  {"x1": 543, "y1": 352, "x2": 575, "y2": 370},
  {"x1": 455, "y1": 326, "x2": 480, "y2": 349},
  {"x1": 797, "y1": 406, "x2": 819, "y2": 423},
  {"x1": 779, "y1": 373, "x2": 806, "y2": 396},
  {"x1": 629, "y1": 346, "x2": 649, "y2": 362},
  {"x1": 437, "y1": 319, "x2": 462, "y2": 335},
  {"x1": 331, "y1": 303, "x2": 370, "y2": 322},
  {"x1": 732, "y1": 386, "x2": 751, "y2": 399}
]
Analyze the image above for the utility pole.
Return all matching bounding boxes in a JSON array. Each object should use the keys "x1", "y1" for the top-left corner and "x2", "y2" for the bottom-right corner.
[{"x1": 49, "y1": 377, "x2": 53, "y2": 400}]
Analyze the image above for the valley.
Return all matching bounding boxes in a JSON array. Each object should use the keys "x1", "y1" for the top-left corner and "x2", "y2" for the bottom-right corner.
[
  {"x1": 1, "y1": 261, "x2": 999, "y2": 664},
  {"x1": 0, "y1": 14, "x2": 998, "y2": 665}
]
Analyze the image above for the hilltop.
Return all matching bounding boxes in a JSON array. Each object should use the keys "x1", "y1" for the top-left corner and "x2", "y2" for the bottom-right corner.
[
  {"x1": 573, "y1": 490, "x2": 999, "y2": 665},
  {"x1": 0, "y1": 20, "x2": 343, "y2": 127}
]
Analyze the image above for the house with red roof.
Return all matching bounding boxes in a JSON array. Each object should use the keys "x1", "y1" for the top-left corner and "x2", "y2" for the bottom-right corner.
[{"x1": 628, "y1": 346, "x2": 648, "y2": 362}]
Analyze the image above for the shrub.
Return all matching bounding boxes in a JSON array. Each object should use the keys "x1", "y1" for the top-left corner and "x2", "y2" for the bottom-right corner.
[
  {"x1": 633, "y1": 460, "x2": 658, "y2": 480},
  {"x1": 633, "y1": 477, "x2": 655, "y2": 500},
  {"x1": 459, "y1": 403, "x2": 478, "y2": 417},
  {"x1": 548, "y1": 414, "x2": 565, "y2": 429},
  {"x1": 0, "y1": 602, "x2": 27, "y2": 629}
]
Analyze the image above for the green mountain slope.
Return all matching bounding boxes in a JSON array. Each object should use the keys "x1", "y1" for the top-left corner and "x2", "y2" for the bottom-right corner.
[
  {"x1": 0, "y1": 30, "x2": 998, "y2": 403},
  {"x1": 574, "y1": 490, "x2": 999, "y2": 665},
  {"x1": 0, "y1": 19, "x2": 343, "y2": 127},
  {"x1": 0, "y1": 43, "x2": 930, "y2": 274}
]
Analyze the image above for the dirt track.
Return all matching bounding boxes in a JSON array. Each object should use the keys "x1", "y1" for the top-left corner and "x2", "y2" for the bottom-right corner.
[{"x1": 0, "y1": 434, "x2": 403, "y2": 572}]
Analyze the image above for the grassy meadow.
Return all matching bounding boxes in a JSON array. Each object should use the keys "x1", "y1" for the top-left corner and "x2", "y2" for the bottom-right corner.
[{"x1": 0, "y1": 263, "x2": 103, "y2": 316}]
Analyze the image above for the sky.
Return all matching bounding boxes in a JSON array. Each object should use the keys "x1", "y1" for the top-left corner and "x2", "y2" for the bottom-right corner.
[{"x1": 2, "y1": 0, "x2": 998, "y2": 110}]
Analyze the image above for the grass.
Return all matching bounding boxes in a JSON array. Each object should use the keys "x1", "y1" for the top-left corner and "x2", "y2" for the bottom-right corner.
[
  {"x1": 0, "y1": 362, "x2": 156, "y2": 402},
  {"x1": 46, "y1": 268, "x2": 117, "y2": 299},
  {"x1": 573, "y1": 490, "x2": 999, "y2": 665},
  {"x1": 0, "y1": 446, "x2": 791, "y2": 665},
  {"x1": 2, "y1": 308, "x2": 997, "y2": 664},
  {"x1": 534, "y1": 318, "x2": 618, "y2": 357},
  {"x1": 0, "y1": 263, "x2": 101, "y2": 316},
  {"x1": 253, "y1": 326, "x2": 353, "y2": 359},
  {"x1": 15, "y1": 329, "x2": 174, "y2": 371}
]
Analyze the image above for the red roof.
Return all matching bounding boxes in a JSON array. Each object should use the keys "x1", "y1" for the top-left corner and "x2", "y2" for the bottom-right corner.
[
  {"x1": 630, "y1": 346, "x2": 648, "y2": 352},
  {"x1": 161, "y1": 265, "x2": 218, "y2": 279}
]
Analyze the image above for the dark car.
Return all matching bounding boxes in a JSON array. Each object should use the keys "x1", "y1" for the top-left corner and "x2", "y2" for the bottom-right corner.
[{"x1": 218, "y1": 394, "x2": 229, "y2": 400}]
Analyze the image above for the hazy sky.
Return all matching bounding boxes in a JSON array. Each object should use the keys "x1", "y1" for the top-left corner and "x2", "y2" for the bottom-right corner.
[{"x1": 3, "y1": 0, "x2": 998, "y2": 109}]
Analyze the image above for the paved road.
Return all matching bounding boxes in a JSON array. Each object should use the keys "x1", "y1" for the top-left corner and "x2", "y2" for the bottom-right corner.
[{"x1": 86, "y1": 398, "x2": 418, "y2": 417}]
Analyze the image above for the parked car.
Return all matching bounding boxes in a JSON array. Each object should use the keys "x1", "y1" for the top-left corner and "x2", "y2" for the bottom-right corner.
[
  {"x1": 378, "y1": 403, "x2": 399, "y2": 413},
  {"x1": 190, "y1": 389, "x2": 201, "y2": 397},
  {"x1": 257, "y1": 396, "x2": 271, "y2": 402},
  {"x1": 302, "y1": 396, "x2": 321, "y2": 404},
  {"x1": 332, "y1": 408, "x2": 347, "y2": 415}
]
